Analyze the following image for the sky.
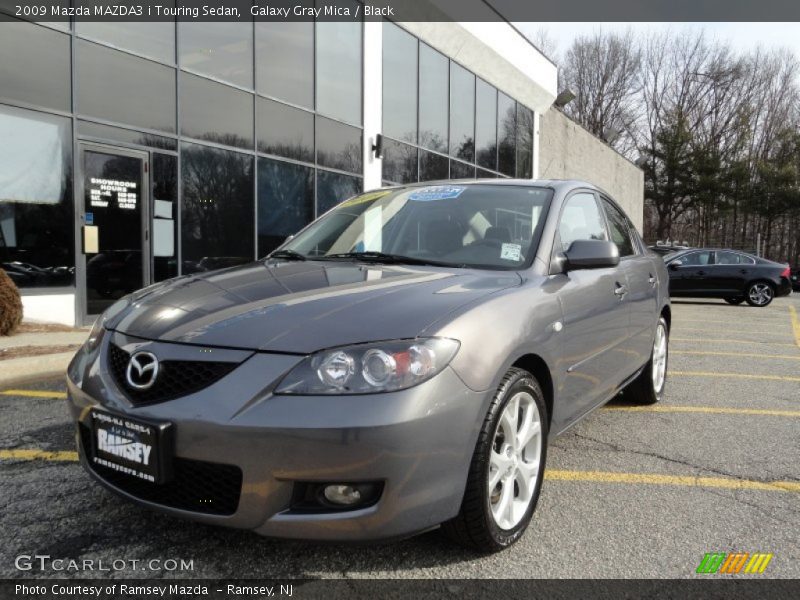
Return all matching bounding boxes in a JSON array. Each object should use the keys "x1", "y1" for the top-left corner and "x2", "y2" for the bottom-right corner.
[{"x1": 516, "y1": 22, "x2": 800, "y2": 61}]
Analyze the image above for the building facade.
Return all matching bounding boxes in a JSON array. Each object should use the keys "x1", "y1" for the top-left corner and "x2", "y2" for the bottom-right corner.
[{"x1": 0, "y1": 12, "x2": 639, "y2": 326}]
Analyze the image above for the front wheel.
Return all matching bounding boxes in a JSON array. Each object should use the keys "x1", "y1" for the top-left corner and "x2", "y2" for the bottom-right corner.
[
  {"x1": 724, "y1": 296, "x2": 745, "y2": 305},
  {"x1": 746, "y1": 282, "x2": 775, "y2": 307},
  {"x1": 442, "y1": 368, "x2": 548, "y2": 552},
  {"x1": 626, "y1": 316, "x2": 669, "y2": 405}
]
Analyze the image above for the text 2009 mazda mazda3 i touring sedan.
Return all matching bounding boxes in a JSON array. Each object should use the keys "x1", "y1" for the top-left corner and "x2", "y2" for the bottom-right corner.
[{"x1": 67, "y1": 180, "x2": 670, "y2": 552}]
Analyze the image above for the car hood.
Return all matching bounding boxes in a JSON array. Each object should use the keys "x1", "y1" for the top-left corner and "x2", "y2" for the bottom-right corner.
[{"x1": 107, "y1": 261, "x2": 521, "y2": 353}]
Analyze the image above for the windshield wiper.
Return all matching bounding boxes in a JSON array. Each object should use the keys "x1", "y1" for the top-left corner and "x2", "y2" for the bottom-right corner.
[
  {"x1": 267, "y1": 249, "x2": 307, "y2": 261},
  {"x1": 319, "y1": 251, "x2": 460, "y2": 268}
]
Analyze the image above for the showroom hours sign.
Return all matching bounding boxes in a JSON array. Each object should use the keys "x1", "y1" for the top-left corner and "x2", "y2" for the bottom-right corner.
[{"x1": 89, "y1": 178, "x2": 138, "y2": 210}]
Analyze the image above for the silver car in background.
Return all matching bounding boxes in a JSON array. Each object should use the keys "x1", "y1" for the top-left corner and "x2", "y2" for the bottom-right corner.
[{"x1": 67, "y1": 180, "x2": 670, "y2": 552}]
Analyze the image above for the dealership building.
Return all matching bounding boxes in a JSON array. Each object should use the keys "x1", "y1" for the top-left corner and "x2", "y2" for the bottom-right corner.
[{"x1": 0, "y1": 9, "x2": 643, "y2": 326}]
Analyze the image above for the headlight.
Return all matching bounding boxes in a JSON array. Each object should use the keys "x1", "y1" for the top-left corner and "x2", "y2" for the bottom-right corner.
[
  {"x1": 83, "y1": 296, "x2": 130, "y2": 353},
  {"x1": 275, "y1": 338, "x2": 460, "y2": 395},
  {"x1": 83, "y1": 318, "x2": 106, "y2": 353}
]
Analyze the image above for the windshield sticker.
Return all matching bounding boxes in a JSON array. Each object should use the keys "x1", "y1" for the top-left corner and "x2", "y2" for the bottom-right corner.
[
  {"x1": 500, "y1": 243, "x2": 522, "y2": 261},
  {"x1": 408, "y1": 186, "x2": 466, "y2": 202}
]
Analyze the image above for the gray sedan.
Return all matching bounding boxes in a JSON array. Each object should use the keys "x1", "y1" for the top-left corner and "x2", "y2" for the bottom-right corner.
[{"x1": 67, "y1": 180, "x2": 670, "y2": 552}]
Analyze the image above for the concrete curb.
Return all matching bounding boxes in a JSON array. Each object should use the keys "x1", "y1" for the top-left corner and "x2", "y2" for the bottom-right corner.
[{"x1": 0, "y1": 352, "x2": 74, "y2": 388}]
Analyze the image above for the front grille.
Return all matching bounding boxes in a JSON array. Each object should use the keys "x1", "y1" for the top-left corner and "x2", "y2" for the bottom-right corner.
[
  {"x1": 108, "y1": 343, "x2": 238, "y2": 405},
  {"x1": 80, "y1": 424, "x2": 242, "y2": 516}
]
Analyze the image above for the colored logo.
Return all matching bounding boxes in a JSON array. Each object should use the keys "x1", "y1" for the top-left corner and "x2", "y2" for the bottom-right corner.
[{"x1": 696, "y1": 552, "x2": 773, "y2": 574}]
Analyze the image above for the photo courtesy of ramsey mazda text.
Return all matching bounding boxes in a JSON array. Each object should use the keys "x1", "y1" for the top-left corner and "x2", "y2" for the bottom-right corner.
[{"x1": 68, "y1": 180, "x2": 670, "y2": 552}]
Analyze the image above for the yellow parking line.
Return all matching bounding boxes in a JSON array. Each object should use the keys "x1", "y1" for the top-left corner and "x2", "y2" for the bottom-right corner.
[
  {"x1": 0, "y1": 449, "x2": 78, "y2": 461},
  {"x1": 603, "y1": 405, "x2": 800, "y2": 418},
  {"x1": 671, "y1": 337, "x2": 799, "y2": 348},
  {"x1": 673, "y1": 327, "x2": 794, "y2": 339},
  {"x1": 672, "y1": 350, "x2": 800, "y2": 360},
  {"x1": 3, "y1": 450, "x2": 798, "y2": 493},
  {"x1": 675, "y1": 318, "x2": 787, "y2": 325},
  {"x1": 0, "y1": 389, "x2": 67, "y2": 399},
  {"x1": 790, "y1": 305, "x2": 800, "y2": 348},
  {"x1": 670, "y1": 370, "x2": 800, "y2": 383},
  {"x1": 545, "y1": 470, "x2": 800, "y2": 493}
]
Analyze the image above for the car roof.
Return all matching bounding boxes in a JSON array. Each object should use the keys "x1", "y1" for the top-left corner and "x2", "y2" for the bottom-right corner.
[{"x1": 379, "y1": 178, "x2": 606, "y2": 194}]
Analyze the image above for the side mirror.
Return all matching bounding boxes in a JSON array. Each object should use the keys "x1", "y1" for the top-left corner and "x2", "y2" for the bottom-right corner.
[{"x1": 563, "y1": 240, "x2": 620, "y2": 270}]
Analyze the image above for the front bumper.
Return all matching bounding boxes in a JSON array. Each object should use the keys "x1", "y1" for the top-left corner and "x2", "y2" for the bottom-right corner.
[{"x1": 67, "y1": 332, "x2": 487, "y2": 541}]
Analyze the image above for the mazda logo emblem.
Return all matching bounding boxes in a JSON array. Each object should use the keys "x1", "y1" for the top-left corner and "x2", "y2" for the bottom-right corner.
[{"x1": 126, "y1": 351, "x2": 159, "y2": 390}]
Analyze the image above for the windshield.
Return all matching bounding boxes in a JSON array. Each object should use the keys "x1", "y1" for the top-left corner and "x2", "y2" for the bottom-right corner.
[{"x1": 280, "y1": 184, "x2": 553, "y2": 269}]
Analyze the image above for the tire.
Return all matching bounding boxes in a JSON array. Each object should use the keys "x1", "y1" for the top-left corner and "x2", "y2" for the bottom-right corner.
[
  {"x1": 724, "y1": 297, "x2": 745, "y2": 305},
  {"x1": 625, "y1": 316, "x2": 669, "y2": 405},
  {"x1": 442, "y1": 367, "x2": 548, "y2": 552},
  {"x1": 745, "y1": 281, "x2": 775, "y2": 307}
]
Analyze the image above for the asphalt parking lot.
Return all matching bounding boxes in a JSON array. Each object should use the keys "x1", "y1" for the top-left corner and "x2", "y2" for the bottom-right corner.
[{"x1": 1, "y1": 296, "x2": 799, "y2": 579}]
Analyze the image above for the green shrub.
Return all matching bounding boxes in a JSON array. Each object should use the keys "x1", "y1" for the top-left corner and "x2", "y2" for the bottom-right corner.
[{"x1": 0, "y1": 268, "x2": 23, "y2": 336}]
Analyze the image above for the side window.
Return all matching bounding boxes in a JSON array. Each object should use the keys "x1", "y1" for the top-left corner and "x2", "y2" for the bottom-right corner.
[
  {"x1": 600, "y1": 198, "x2": 635, "y2": 257},
  {"x1": 557, "y1": 192, "x2": 607, "y2": 252},
  {"x1": 680, "y1": 251, "x2": 712, "y2": 266},
  {"x1": 717, "y1": 251, "x2": 755, "y2": 265}
]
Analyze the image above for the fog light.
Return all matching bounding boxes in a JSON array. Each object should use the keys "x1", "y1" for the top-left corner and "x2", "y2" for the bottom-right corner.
[{"x1": 323, "y1": 484, "x2": 362, "y2": 506}]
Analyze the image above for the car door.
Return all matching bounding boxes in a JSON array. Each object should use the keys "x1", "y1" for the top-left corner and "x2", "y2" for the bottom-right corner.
[
  {"x1": 600, "y1": 195, "x2": 657, "y2": 372},
  {"x1": 551, "y1": 190, "x2": 631, "y2": 423},
  {"x1": 714, "y1": 250, "x2": 756, "y2": 294},
  {"x1": 667, "y1": 250, "x2": 713, "y2": 295}
]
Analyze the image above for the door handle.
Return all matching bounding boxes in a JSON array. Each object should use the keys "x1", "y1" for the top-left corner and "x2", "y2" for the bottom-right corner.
[
  {"x1": 697, "y1": 270, "x2": 706, "y2": 276},
  {"x1": 740, "y1": 269, "x2": 748, "y2": 274},
  {"x1": 648, "y1": 274, "x2": 657, "y2": 286},
  {"x1": 614, "y1": 283, "x2": 628, "y2": 298}
]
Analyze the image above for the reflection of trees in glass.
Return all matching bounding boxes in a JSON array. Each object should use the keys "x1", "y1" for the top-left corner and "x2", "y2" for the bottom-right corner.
[
  {"x1": 453, "y1": 136, "x2": 475, "y2": 163},
  {"x1": 259, "y1": 140, "x2": 313, "y2": 164},
  {"x1": 317, "y1": 171, "x2": 362, "y2": 215},
  {"x1": 477, "y1": 140, "x2": 498, "y2": 171},
  {"x1": 516, "y1": 106, "x2": 534, "y2": 178},
  {"x1": 419, "y1": 151, "x2": 448, "y2": 181},
  {"x1": 383, "y1": 139, "x2": 418, "y2": 184},
  {"x1": 498, "y1": 100, "x2": 517, "y2": 176},
  {"x1": 181, "y1": 142, "x2": 254, "y2": 264},
  {"x1": 257, "y1": 158, "x2": 313, "y2": 256},
  {"x1": 316, "y1": 141, "x2": 362, "y2": 174}
]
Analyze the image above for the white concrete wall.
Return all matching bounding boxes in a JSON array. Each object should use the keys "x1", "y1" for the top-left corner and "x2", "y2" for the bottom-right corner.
[
  {"x1": 21, "y1": 293, "x2": 76, "y2": 327},
  {"x1": 362, "y1": 21, "x2": 383, "y2": 191},
  {"x1": 538, "y1": 109, "x2": 645, "y2": 231}
]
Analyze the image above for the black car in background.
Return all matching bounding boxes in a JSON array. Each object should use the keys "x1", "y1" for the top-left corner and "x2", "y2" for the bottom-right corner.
[
  {"x1": 664, "y1": 248, "x2": 792, "y2": 307},
  {"x1": 648, "y1": 243, "x2": 691, "y2": 256},
  {"x1": 792, "y1": 267, "x2": 800, "y2": 292}
]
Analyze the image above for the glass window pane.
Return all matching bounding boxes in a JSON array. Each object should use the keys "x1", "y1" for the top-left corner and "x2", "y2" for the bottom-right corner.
[
  {"x1": 0, "y1": 17, "x2": 71, "y2": 111},
  {"x1": 181, "y1": 142, "x2": 254, "y2": 269},
  {"x1": 0, "y1": 104, "x2": 73, "y2": 287},
  {"x1": 317, "y1": 170, "x2": 362, "y2": 216},
  {"x1": 558, "y1": 193, "x2": 606, "y2": 252},
  {"x1": 257, "y1": 158, "x2": 314, "y2": 256},
  {"x1": 180, "y1": 72, "x2": 253, "y2": 149},
  {"x1": 476, "y1": 78, "x2": 497, "y2": 170},
  {"x1": 316, "y1": 16, "x2": 362, "y2": 125},
  {"x1": 78, "y1": 121, "x2": 177, "y2": 151},
  {"x1": 77, "y1": 20, "x2": 175, "y2": 64},
  {"x1": 449, "y1": 63, "x2": 475, "y2": 162},
  {"x1": 419, "y1": 44, "x2": 448, "y2": 153},
  {"x1": 477, "y1": 168, "x2": 499, "y2": 179},
  {"x1": 77, "y1": 40, "x2": 176, "y2": 133},
  {"x1": 257, "y1": 98, "x2": 313, "y2": 162},
  {"x1": 516, "y1": 104, "x2": 534, "y2": 178},
  {"x1": 382, "y1": 139, "x2": 418, "y2": 184},
  {"x1": 256, "y1": 21, "x2": 313, "y2": 108},
  {"x1": 179, "y1": 22, "x2": 253, "y2": 88},
  {"x1": 601, "y1": 198, "x2": 635, "y2": 257},
  {"x1": 498, "y1": 92, "x2": 516, "y2": 176},
  {"x1": 419, "y1": 150, "x2": 448, "y2": 182},
  {"x1": 382, "y1": 23, "x2": 417, "y2": 143},
  {"x1": 316, "y1": 116, "x2": 362, "y2": 174},
  {"x1": 153, "y1": 153, "x2": 178, "y2": 281},
  {"x1": 450, "y1": 160, "x2": 475, "y2": 179}
]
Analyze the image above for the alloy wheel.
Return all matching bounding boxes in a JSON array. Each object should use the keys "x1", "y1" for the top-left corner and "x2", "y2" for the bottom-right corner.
[
  {"x1": 748, "y1": 283, "x2": 773, "y2": 306},
  {"x1": 488, "y1": 391, "x2": 542, "y2": 530},
  {"x1": 651, "y1": 321, "x2": 668, "y2": 394}
]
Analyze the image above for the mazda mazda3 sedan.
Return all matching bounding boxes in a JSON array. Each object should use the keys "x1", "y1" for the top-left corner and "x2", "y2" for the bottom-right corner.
[{"x1": 67, "y1": 180, "x2": 670, "y2": 552}]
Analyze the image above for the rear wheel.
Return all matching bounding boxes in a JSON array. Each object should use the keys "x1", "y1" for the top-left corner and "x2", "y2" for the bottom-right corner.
[
  {"x1": 442, "y1": 367, "x2": 548, "y2": 552},
  {"x1": 746, "y1": 282, "x2": 774, "y2": 307},
  {"x1": 724, "y1": 296, "x2": 745, "y2": 305},
  {"x1": 626, "y1": 316, "x2": 669, "y2": 405}
]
